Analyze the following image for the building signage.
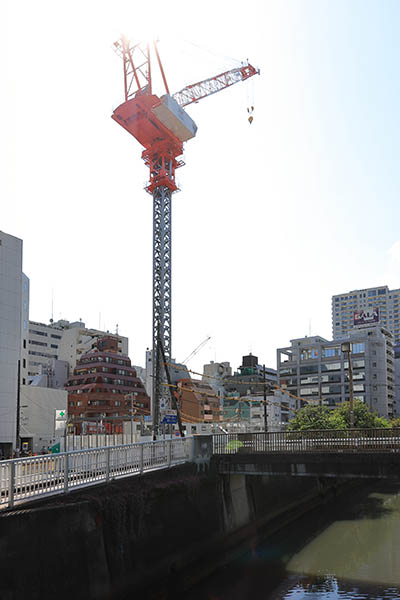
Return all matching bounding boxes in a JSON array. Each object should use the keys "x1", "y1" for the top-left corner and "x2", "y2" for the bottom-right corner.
[
  {"x1": 55, "y1": 409, "x2": 67, "y2": 421},
  {"x1": 353, "y1": 307, "x2": 379, "y2": 326},
  {"x1": 161, "y1": 414, "x2": 177, "y2": 424},
  {"x1": 55, "y1": 409, "x2": 67, "y2": 430}
]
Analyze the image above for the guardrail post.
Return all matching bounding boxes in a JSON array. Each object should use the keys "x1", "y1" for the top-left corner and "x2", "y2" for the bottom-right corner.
[
  {"x1": 190, "y1": 436, "x2": 195, "y2": 461},
  {"x1": 168, "y1": 440, "x2": 172, "y2": 467},
  {"x1": 106, "y1": 447, "x2": 110, "y2": 482},
  {"x1": 140, "y1": 444, "x2": 144, "y2": 474},
  {"x1": 64, "y1": 453, "x2": 69, "y2": 493},
  {"x1": 9, "y1": 460, "x2": 15, "y2": 508}
]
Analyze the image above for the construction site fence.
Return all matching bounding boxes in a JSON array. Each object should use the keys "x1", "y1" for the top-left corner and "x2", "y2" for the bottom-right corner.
[{"x1": 63, "y1": 432, "x2": 150, "y2": 452}]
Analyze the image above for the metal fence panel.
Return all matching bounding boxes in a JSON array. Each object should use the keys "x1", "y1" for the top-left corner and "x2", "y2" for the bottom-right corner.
[
  {"x1": 212, "y1": 428, "x2": 400, "y2": 454},
  {"x1": 0, "y1": 437, "x2": 194, "y2": 510}
]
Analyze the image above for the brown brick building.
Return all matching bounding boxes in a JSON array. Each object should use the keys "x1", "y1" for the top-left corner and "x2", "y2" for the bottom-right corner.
[
  {"x1": 177, "y1": 378, "x2": 222, "y2": 423},
  {"x1": 65, "y1": 336, "x2": 149, "y2": 434}
]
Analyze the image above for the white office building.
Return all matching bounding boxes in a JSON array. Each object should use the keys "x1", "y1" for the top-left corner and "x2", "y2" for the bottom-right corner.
[
  {"x1": 244, "y1": 390, "x2": 297, "y2": 431},
  {"x1": 332, "y1": 286, "x2": 400, "y2": 343},
  {"x1": 0, "y1": 231, "x2": 30, "y2": 456},
  {"x1": 202, "y1": 361, "x2": 232, "y2": 399},
  {"x1": 19, "y1": 385, "x2": 67, "y2": 453},
  {"x1": 278, "y1": 326, "x2": 394, "y2": 418},
  {"x1": 28, "y1": 319, "x2": 128, "y2": 380}
]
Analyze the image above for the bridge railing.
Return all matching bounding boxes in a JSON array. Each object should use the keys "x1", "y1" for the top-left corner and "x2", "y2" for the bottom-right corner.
[
  {"x1": 0, "y1": 437, "x2": 193, "y2": 510},
  {"x1": 212, "y1": 428, "x2": 400, "y2": 454}
]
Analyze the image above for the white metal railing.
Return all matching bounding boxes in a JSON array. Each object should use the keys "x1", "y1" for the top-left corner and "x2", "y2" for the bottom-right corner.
[
  {"x1": 212, "y1": 429, "x2": 400, "y2": 455},
  {"x1": 0, "y1": 437, "x2": 193, "y2": 510}
]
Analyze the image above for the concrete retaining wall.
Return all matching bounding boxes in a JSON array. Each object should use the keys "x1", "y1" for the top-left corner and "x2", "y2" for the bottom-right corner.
[{"x1": 0, "y1": 464, "x2": 346, "y2": 600}]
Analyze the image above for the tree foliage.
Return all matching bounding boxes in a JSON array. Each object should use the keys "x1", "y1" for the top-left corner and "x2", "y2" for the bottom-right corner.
[
  {"x1": 287, "y1": 405, "x2": 337, "y2": 431},
  {"x1": 288, "y1": 400, "x2": 390, "y2": 431}
]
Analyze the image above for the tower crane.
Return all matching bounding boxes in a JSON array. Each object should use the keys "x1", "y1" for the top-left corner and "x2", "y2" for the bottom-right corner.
[
  {"x1": 182, "y1": 335, "x2": 211, "y2": 365},
  {"x1": 112, "y1": 38, "x2": 259, "y2": 436}
]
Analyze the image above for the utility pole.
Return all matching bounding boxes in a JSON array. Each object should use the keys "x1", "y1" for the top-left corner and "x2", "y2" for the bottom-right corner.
[
  {"x1": 16, "y1": 359, "x2": 21, "y2": 455},
  {"x1": 130, "y1": 393, "x2": 134, "y2": 443},
  {"x1": 341, "y1": 342, "x2": 354, "y2": 428},
  {"x1": 263, "y1": 364, "x2": 268, "y2": 433}
]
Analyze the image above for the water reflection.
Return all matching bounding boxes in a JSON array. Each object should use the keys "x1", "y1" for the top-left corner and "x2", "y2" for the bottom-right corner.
[
  {"x1": 188, "y1": 482, "x2": 400, "y2": 600},
  {"x1": 282, "y1": 575, "x2": 400, "y2": 599},
  {"x1": 286, "y1": 491, "x2": 400, "y2": 588}
]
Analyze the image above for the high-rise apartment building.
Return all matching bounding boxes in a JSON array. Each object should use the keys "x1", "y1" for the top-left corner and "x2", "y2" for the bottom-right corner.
[
  {"x1": 332, "y1": 286, "x2": 400, "y2": 343},
  {"x1": 28, "y1": 319, "x2": 128, "y2": 380},
  {"x1": 277, "y1": 326, "x2": 394, "y2": 418},
  {"x1": 0, "y1": 231, "x2": 30, "y2": 456}
]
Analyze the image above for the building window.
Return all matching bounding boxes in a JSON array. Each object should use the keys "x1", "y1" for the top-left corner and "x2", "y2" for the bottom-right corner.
[
  {"x1": 352, "y1": 343, "x2": 365, "y2": 354},
  {"x1": 23, "y1": 339, "x2": 26, "y2": 349},
  {"x1": 23, "y1": 359, "x2": 26, "y2": 368},
  {"x1": 323, "y1": 347, "x2": 341, "y2": 358},
  {"x1": 321, "y1": 362, "x2": 341, "y2": 372},
  {"x1": 29, "y1": 340, "x2": 47, "y2": 347},
  {"x1": 300, "y1": 348, "x2": 319, "y2": 360}
]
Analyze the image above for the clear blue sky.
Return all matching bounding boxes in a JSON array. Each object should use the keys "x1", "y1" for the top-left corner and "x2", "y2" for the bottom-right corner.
[{"x1": 2, "y1": 0, "x2": 400, "y2": 373}]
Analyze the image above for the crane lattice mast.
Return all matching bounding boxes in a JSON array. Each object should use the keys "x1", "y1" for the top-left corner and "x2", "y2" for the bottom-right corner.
[{"x1": 112, "y1": 38, "x2": 259, "y2": 436}]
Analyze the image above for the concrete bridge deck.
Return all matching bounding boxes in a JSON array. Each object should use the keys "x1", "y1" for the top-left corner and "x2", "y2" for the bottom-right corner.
[{"x1": 210, "y1": 429, "x2": 400, "y2": 479}]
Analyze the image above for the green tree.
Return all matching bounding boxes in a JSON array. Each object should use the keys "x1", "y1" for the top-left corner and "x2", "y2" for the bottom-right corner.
[
  {"x1": 288, "y1": 405, "x2": 337, "y2": 431},
  {"x1": 389, "y1": 417, "x2": 400, "y2": 429},
  {"x1": 333, "y1": 400, "x2": 390, "y2": 429},
  {"x1": 288, "y1": 400, "x2": 390, "y2": 431}
]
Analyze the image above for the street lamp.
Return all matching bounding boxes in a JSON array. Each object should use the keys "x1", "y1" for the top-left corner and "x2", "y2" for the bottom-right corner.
[{"x1": 341, "y1": 342, "x2": 354, "y2": 428}]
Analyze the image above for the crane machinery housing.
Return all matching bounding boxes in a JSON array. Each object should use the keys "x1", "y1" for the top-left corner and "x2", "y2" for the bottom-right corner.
[{"x1": 112, "y1": 38, "x2": 259, "y2": 436}]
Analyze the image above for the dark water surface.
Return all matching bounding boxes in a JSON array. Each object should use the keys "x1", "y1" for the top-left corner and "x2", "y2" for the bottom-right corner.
[{"x1": 187, "y1": 481, "x2": 400, "y2": 599}]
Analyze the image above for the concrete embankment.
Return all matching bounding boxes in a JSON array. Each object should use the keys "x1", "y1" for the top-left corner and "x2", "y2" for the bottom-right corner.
[{"x1": 0, "y1": 463, "x2": 349, "y2": 599}]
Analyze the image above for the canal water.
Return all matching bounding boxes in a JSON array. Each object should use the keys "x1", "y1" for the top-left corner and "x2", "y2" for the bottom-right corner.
[{"x1": 188, "y1": 481, "x2": 400, "y2": 599}]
